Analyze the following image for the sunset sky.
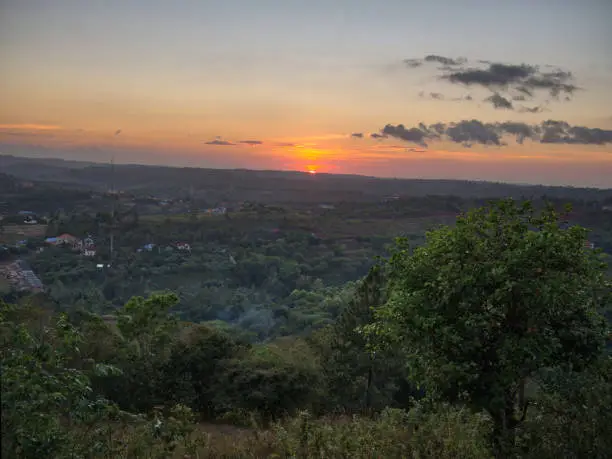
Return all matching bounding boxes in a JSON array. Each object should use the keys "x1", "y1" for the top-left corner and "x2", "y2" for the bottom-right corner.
[{"x1": 1, "y1": 0, "x2": 611, "y2": 187}]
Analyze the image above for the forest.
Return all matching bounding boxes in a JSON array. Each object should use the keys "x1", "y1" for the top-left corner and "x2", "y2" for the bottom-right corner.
[{"x1": 2, "y1": 196, "x2": 611, "y2": 458}]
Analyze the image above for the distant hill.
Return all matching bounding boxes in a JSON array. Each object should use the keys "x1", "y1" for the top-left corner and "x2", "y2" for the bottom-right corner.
[{"x1": 1, "y1": 154, "x2": 611, "y2": 204}]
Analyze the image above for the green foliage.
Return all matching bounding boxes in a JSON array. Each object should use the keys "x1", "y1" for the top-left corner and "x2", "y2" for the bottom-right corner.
[
  {"x1": 116, "y1": 292, "x2": 179, "y2": 357},
  {"x1": 516, "y1": 356, "x2": 612, "y2": 458},
  {"x1": 213, "y1": 338, "x2": 323, "y2": 422},
  {"x1": 311, "y1": 265, "x2": 414, "y2": 413},
  {"x1": 369, "y1": 199, "x2": 609, "y2": 452},
  {"x1": 161, "y1": 324, "x2": 245, "y2": 418},
  {"x1": 265, "y1": 405, "x2": 492, "y2": 459},
  {"x1": 2, "y1": 195, "x2": 612, "y2": 457},
  {"x1": 92, "y1": 293, "x2": 180, "y2": 412},
  {"x1": 0, "y1": 300, "x2": 117, "y2": 458}
]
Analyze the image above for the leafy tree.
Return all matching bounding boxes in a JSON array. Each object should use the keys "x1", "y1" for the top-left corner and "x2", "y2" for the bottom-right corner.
[
  {"x1": 116, "y1": 292, "x2": 179, "y2": 358},
  {"x1": 0, "y1": 300, "x2": 117, "y2": 458},
  {"x1": 213, "y1": 338, "x2": 322, "y2": 421},
  {"x1": 368, "y1": 199, "x2": 609, "y2": 454},
  {"x1": 95, "y1": 293, "x2": 180, "y2": 411},
  {"x1": 161, "y1": 324, "x2": 244, "y2": 418},
  {"x1": 516, "y1": 356, "x2": 612, "y2": 459},
  {"x1": 311, "y1": 265, "x2": 412, "y2": 412}
]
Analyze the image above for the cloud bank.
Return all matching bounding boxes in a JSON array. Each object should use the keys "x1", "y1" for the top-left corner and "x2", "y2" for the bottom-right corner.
[
  {"x1": 376, "y1": 120, "x2": 612, "y2": 147},
  {"x1": 402, "y1": 55, "x2": 580, "y2": 111}
]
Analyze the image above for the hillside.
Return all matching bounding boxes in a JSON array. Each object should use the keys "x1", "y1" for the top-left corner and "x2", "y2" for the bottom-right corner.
[{"x1": 3, "y1": 154, "x2": 612, "y2": 204}]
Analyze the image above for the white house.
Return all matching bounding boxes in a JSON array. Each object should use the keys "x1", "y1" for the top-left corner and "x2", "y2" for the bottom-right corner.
[{"x1": 82, "y1": 247, "x2": 96, "y2": 257}]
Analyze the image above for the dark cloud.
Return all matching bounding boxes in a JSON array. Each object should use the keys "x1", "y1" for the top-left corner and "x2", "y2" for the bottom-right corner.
[
  {"x1": 516, "y1": 86, "x2": 534, "y2": 98},
  {"x1": 275, "y1": 142, "x2": 296, "y2": 147},
  {"x1": 374, "y1": 119, "x2": 612, "y2": 147},
  {"x1": 381, "y1": 124, "x2": 429, "y2": 147},
  {"x1": 370, "y1": 133, "x2": 387, "y2": 139},
  {"x1": 239, "y1": 140, "x2": 263, "y2": 145},
  {"x1": 444, "y1": 62, "x2": 578, "y2": 100},
  {"x1": 446, "y1": 120, "x2": 502, "y2": 145},
  {"x1": 424, "y1": 55, "x2": 466, "y2": 66},
  {"x1": 403, "y1": 58, "x2": 422, "y2": 68},
  {"x1": 204, "y1": 139, "x2": 235, "y2": 146},
  {"x1": 446, "y1": 63, "x2": 533, "y2": 86},
  {"x1": 485, "y1": 93, "x2": 514, "y2": 110},
  {"x1": 351, "y1": 132, "x2": 364, "y2": 138},
  {"x1": 518, "y1": 105, "x2": 545, "y2": 114},
  {"x1": 540, "y1": 120, "x2": 612, "y2": 145},
  {"x1": 407, "y1": 147, "x2": 427, "y2": 153},
  {"x1": 403, "y1": 56, "x2": 580, "y2": 110},
  {"x1": 429, "y1": 123, "x2": 447, "y2": 135},
  {"x1": 420, "y1": 92, "x2": 474, "y2": 103},
  {"x1": 406, "y1": 55, "x2": 466, "y2": 68},
  {"x1": 497, "y1": 122, "x2": 535, "y2": 144}
]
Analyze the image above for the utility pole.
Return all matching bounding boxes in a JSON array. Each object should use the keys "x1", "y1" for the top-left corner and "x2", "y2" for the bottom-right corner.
[
  {"x1": 109, "y1": 155, "x2": 115, "y2": 263},
  {"x1": 109, "y1": 129, "x2": 121, "y2": 264}
]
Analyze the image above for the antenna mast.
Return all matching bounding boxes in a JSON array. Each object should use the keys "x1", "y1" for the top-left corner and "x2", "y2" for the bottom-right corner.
[{"x1": 110, "y1": 155, "x2": 115, "y2": 262}]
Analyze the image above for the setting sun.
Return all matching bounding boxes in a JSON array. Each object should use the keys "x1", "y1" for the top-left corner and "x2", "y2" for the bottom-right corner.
[{"x1": 308, "y1": 169, "x2": 317, "y2": 175}]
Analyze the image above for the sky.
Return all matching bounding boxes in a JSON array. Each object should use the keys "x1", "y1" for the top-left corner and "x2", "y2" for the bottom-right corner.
[{"x1": 1, "y1": 0, "x2": 611, "y2": 187}]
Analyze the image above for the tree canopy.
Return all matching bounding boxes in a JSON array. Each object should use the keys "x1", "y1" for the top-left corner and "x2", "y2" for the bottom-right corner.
[{"x1": 369, "y1": 199, "x2": 610, "y2": 452}]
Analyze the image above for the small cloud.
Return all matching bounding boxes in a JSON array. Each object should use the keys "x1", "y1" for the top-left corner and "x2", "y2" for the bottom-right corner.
[
  {"x1": 274, "y1": 142, "x2": 296, "y2": 147},
  {"x1": 204, "y1": 139, "x2": 235, "y2": 146},
  {"x1": 381, "y1": 124, "x2": 429, "y2": 147},
  {"x1": 485, "y1": 93, "x2": 514, "y2": 110},
  {"x1": 518, "y1": 105, "x2": 545, "y2": 114},
  {"x1": 239, "y1": 140, "x2": 263, "y2": 145},
  {"x1": 407, "y1": 147, "x2": 427, "y2": 153},
  {"x1": 424, "y1": 55, "x2": 465, "y2": 66},
  {"x1": 403, "y1": 58, "x2": 423, "y2": 68},
  {"x1": 351, "y1": 132, "x2": 364, "y2": 138},
  {"x1": 446, "y1": 120, "x2": 502, "y2": 145},
  {"x1": 114, "y1": 129, "x2": 122, "y2": 136},
  {"x1": 419, "y1": 92, "x2": 445, "y2": 100},
  {"x1": 370, "y1": 133, "x2": 387, "y2": 139}
]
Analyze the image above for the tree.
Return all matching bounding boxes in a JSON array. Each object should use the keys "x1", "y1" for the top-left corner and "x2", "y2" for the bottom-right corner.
[
  {"x1": 368, "y1": 199, "x2": 609, "y2": 454},
  {"x1": 95, "y1": 293, "x2": 180, "y2": 411},
  {"x1": 311, "y1": 265, "x2": 413, "y2": 413},
  {"x1": 0, "y1": 300, "x2": 118, "y2": 458},
  {"x1": 516, "y1": 356, "x2": 612, "y2": 458},
  {"x1": 161, "y1": 324, "x2": 244, "y2": 418}
]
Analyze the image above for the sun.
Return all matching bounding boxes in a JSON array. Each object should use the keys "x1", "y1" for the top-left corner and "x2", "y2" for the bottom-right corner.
[{"x1": 308, "y1": 169, "x2": 317, "y2": 175}]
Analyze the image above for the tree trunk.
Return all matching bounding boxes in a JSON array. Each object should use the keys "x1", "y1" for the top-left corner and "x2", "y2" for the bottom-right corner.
[{"x1": 491, "y1": 389, "x2": 520, "y2": 458}]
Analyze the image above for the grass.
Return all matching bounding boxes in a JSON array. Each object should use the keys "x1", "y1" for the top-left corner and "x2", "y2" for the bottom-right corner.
[
  {"x1": 0, "y1": 277, "x2": 11, "y2": 294},
  {"x1": 66, "y1": 406, "x2": 493, "y2": 458},
  {"x1": 0, "y1": 224, "x2": 47, "y2": 244}
]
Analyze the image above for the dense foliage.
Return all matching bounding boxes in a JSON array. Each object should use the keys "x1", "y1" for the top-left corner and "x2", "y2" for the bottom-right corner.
[{"x1": 2, "y1": 199, "x2": 611, "y2": 458}]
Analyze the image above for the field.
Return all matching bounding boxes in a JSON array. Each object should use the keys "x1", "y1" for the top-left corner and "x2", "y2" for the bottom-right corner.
[{"x1": 0, "y1": 223, "x2": 47, "y2": 244}]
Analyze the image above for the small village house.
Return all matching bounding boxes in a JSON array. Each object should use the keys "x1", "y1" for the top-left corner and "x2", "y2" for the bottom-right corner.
[{"x1": 175, "y1": 242, "x2": 191, "y2": 251}]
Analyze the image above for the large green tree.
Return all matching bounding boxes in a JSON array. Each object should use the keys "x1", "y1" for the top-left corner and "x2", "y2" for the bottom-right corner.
[{"x1": 369, "y1": 199, "x2": 609, "y2": 453}]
